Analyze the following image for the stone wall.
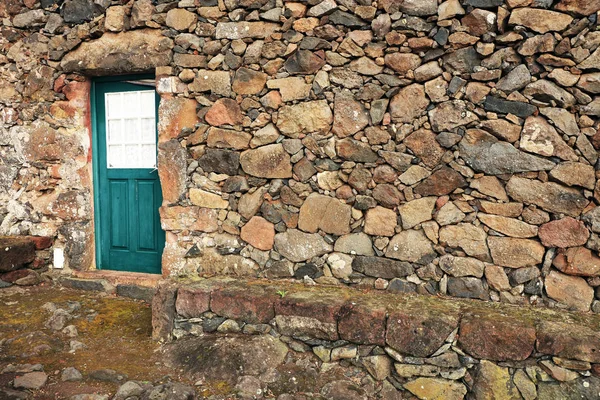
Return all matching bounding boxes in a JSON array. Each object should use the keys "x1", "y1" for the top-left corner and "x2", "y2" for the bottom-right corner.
[
  {"x1": 2, "y1": 0, "x2": 600, "y2": 310},
  {"x1": 156, "y1": 278, "x2": 600, "y2": 398}
]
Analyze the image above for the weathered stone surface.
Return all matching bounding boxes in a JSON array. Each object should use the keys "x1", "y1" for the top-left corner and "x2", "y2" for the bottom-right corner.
[
  {"x1": 447, "y1": 277, "x2": 489, "y2": 300},
  {"x1": 338, "y1": 299, "x2": 387, "y2": 346},
  {"x1": 352, "y1": 256, "x2": 413, "y2": 279},
  {"x1": 404, "y1": 378, "x2": 467, "y2": 400},
  {"x1": 385, "y1": 230, "x2": 436, "y2": 265},
  {"x1": 274, "y1": 229, "x2": 333, "y2": 262},
  {"x1": 189, "y1": 189, "x2": 228, "y2": 209},
  {"x1": 336, "y1": 138, "x2": 379, "y2": 163},
  {"x1": 190, "y1": 70, "x2": 232, "y2": 96},
  {"x1": 439, "y1": 255, "x2": 485, "y2": 278},
  {"x1": 459, "y1": 129, "x2": 555, "y2": 175},
  {"x1": 478, "y1": 214, "x2": 538, "y2": 238},
  {"x1": 483, "y1": 96, "x2": 537, "y2": 118},
  {"x1": 160, "y1": 206, "x2": 218, "y2": 233},
  {"x1": 266, "y1": 77, "x2": 311, "y2": 102},
  {"x1": 232, "y1": 67, "x2": 267, "y2": 95},
  {"x1": 523, "y1": 80, "x2": 576, "y2": 108},
  {"x1": 389, "y1": 84, "x2": 429, "y2": 123},
  {"x1": 332, "y1": 94, "x2": 369, "y2": 137},
  {"x1": 538, "y1": 218, "x2": 589, "y2": 248},
  {"x1": 496, "y1": 64, "x2": 531, "y2": 93},
  {"x1": 460, "y1": 315, "x2": 535, "y2": 361},
  {"x1": 505, "y1": 176, "x2": 588, "y2": 217},
  {"x1": 169, "y1": 335, "x2": 287, "y2": 385},
  {"x1": 166, "y1": 9, "x2": 197, "y2": 31},
  {"x1": 13, "y1": 372, "x2": 48, "y2": 390},
  {"x1": 428, "y1": 100, "x2": 478, "y2": 132},
  {"x1": 399, "y1": 197, "x2": 436, "y2": 230},
  {"x1": 240, "y1": 144, "x2": 292, "y2": 178},
  {"x1": 61, "y1": 30, "x2": 173, "y2": 75},
  {"x1": 198, "y1": 149, "x2": 240, "y2": 176},
  {"x1": 537, "y1": 320, "x2": 600, "y2": 363},
  {"x1": 175, "y1": 285, "x2": 211, "y2": 318},
  {"x1": 549, "y1": 162, "x2": 595, "y2": 189},
  {"x1": 508, "y1": 8, "x2": 573, "y2": 33},
  {"x1": 298, "y1": 193, "x2": 351, "y2": 236},
  {"x1": 207, "y1": 128, "x2": 251, "y2": 150},
  {"x1": 545, "y1": 270, "x2": 594, "y2": 311},
  {"x1": 414, "y1": 167, "x2": 467, "y2": 196},
  {"x1": 285, "y1": 50, "x2": 326, "y2": 74},
  {"x1": 439, "y1": 224, "x2": 489, "y2": 260},
  {"x1": 472, "y1": 361, "x2": 522, "y2": 400},
  {"x1": 521, "y1": 116, "x2": 578, "y2": 161},
  {"x1": 240, "y1": 216, "x2": 275, "y2": 251},
  {"x1": 387, "y1": 305, "x2": 460, "y2": 357},
  {"x1": 205, "y1": 99, "x2": 243, "y2": 127},
  {"x1": 404, "y1": 129, "x2": 443, "y2": 168},
  {"x1": 384, "y1": 53, "x2": 421, "y2": 74},
  {"x1": 553, "y1": 247, "x2": 600, "y2": 277},
  {"x1": 215, "y1": 22, "x2": 279, "y2": 39},
  {"x1": 488, "y1": 237, "x2": 544, "y2": 268},
  {"x1": 364, "y1": 206, "x2": 397, "y2": 237},
  {"x1": 0, "y1": 237, "x2": 36, "y2": 272},
  {"x1": 335, "y1": 233, "x2": 374, "y2": 256},
  {"x1": 276, "y1": 100, "x2": 332, "y2": 137}
]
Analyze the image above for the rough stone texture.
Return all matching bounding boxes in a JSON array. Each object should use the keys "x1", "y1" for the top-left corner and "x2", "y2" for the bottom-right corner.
[
  {"x1": 545, "y1": 270, "x2": 594, "y2": 311},
  {"x1": 5, "y1": 0, "x2": 600, "y2": 322},
  {"x1": 61, "y1": 29, "x2": 173, "y2": 75}
]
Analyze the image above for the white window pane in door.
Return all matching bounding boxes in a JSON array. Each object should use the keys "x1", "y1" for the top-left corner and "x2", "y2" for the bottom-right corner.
[
  {"x1": 140, "y1": 92, "x2": 155, "y2": 117},
  {"x1": 122, "y1": 92, "x2": 140, "y2": 114},
  {"x1": 105, "y1": 90, "x2": 157, "y2": 169},
  {"x1": 106, "y1": 93, "x2": 122, "y2": 118},
  {"x1": 123, "y1": 118, "x2": 140, "y2": 143},
  {"x1": 141, "y1": 144, "x2": 157, "y2": 168},
  {"x1": 107, "y1": 119, "x2": 122, "y2": 144},
  {"x1": 107, "y1": 145, "x2": 123, "y2": 168},
  {"x1": 140, "y1": 118, "x2": 155, "y2": 143}
]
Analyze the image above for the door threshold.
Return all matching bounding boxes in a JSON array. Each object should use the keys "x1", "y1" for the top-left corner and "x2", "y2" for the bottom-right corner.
[{"x1": 73, "y1": 270, "x2": 162, "y2": 288}]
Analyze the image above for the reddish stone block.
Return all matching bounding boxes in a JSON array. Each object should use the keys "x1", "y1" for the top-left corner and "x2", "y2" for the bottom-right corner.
[
  {"x1": 0, "y1": 269, "x2": 34, "y2": 283},
  {"x1": 537, "y1": 320, "x2": 600, "y2": 363},
  {"x1": 152, "y1": 281, "x2": 178, "y2": 342},
  {"x1": 386, "y1": 305, "x2": 460, "y2": 358},
  {"x1": 25, "y1": 236, "x2": 53, "y2": 250},
  {"x1": 0, "y1": 237, "x2": 36, "y2": 272},
  {"x1": 338, "y1": 298, "x2": 387, "y2": 346},
  {"x1": 274, "y1": 290, "x2": 349, "y2": 340},
  {"x1": 175, "y1": 285, "x2": 212, "y2": 318},
  {"x1": 211, "y1": 285, "x2": 277, "y2": 324},
  {"x1": 458, "y1": 313, "x2": 535, "y2": 361}
]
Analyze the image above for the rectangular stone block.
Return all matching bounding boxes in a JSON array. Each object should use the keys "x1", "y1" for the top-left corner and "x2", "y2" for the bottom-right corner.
[
  {"x1": 175, "y1": 285, "x2": 212, "y2": 318},
  {"x1": 210, "y1": 285, "x2": 276, "y2": 324},
  {"x1": 274, "y1": 290, "x2": 348, "y2": 340},
  {"x1": 386, "y1": 303, "x2": 460, "y2": 358},
  {"x1": 536, "y1": 320, "x2": 600, "y2": 363},
  {"x1": 458, "y1": 313, "x2": 536, "y2": 361},
  {"x1": 338, "y1": 298, "x2": 387, "y2": 346}
]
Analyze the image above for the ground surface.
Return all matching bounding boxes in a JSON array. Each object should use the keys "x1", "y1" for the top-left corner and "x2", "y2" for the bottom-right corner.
[
  {"x1": 0, "y1": 284, "x2": 380, "y2": 400},
  {"x1": 0, "y1": 283, "x2": 191, "y2": 399}
]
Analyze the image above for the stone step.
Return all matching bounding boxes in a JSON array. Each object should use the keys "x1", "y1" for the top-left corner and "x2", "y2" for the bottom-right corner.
[
  {"x1": 59, "y1": 271, "x2": 159, "y2": 302},
  {"x1": 155, "y1": 277, "x2": 600, "y2": 366}
]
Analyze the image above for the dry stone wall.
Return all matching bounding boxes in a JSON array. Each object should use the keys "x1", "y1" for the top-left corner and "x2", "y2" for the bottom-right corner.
[{"x1": 2, "y1": 0, "x2": 600, "y2": 310}]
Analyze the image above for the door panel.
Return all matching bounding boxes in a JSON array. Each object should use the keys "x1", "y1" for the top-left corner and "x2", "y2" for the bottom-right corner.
[{"x1": 94, "y1": 80, "x2": 164, "y2": 274}]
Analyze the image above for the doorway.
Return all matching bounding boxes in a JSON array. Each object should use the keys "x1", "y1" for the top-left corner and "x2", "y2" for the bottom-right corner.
[{"x1": 92, "y1": 77, "x2": 165, "y2": 274}]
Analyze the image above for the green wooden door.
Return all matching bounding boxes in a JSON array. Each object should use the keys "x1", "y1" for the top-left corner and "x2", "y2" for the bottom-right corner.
[{"x1": 93, "y1": 79, "x2": 165, "y2": 274}]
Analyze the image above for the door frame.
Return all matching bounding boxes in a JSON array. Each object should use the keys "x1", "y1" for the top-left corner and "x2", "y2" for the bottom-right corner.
[{"x1": 90, "y1": 74, "x2": 164, "y2": 273}]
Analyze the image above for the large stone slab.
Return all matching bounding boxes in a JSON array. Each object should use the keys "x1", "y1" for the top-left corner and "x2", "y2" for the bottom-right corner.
[
  {"x1": 459, "y1": 129, "x2": 555, "y2": 175},
  {"x1": 505, "y1": 177, "x2": 588, "y2": 217},
  {"x1": 0, "y1": 237, "x2": 36, "y2": 272},
  {"x1": 61, "y1": 29, "x2": 173, "y2": 75}
]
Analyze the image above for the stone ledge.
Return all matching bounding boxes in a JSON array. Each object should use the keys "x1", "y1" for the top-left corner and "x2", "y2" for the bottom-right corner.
[{"x1": 154, "y1": 277, "x2": 600, "y2": 365}]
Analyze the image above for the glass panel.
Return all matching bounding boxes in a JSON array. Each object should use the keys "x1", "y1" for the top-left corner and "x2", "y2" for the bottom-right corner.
[
  {"x1": 140, "y1": 118, "x2": 155, "y2": 143},
  {"x1": 141, "y1": 144, "x2": 157, "y2": 168},
  {"x1": 123, "y1": 118, "x2": 140, "y2": 143},
  {"x1": 106, "y1": 93, "x2": 121, "y2": 119},
  {"x1": 105, "y1": 90, "x2": 157, "y2": 169},
  {"x1": 140, "y1": 92, "x2": 155, "y2": 117},
  {"x1": 107, "y1": 120, "x2": 122, "y2": 144}
]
